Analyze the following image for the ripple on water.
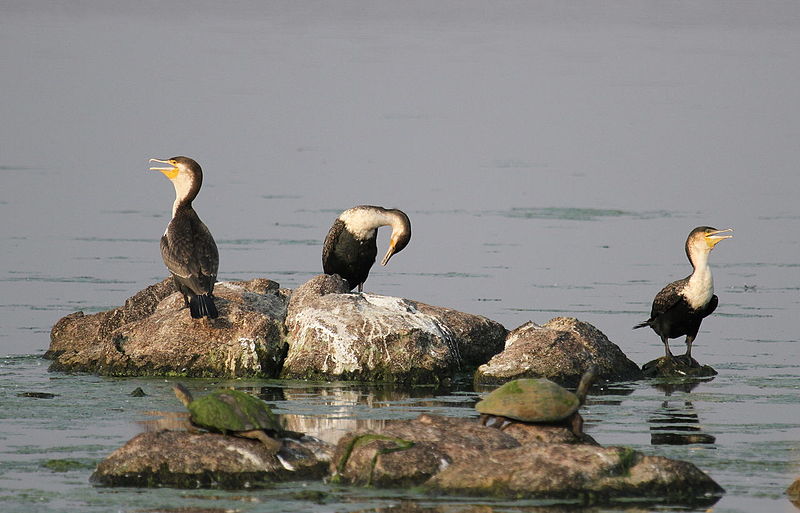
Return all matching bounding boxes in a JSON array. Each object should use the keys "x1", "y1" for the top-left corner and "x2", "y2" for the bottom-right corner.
[
  {"x1": 218, "y1": 238, "x2": 319, "y2": 247},
  {"x1": 0, "y1": 276, "x2": 135, "y2": 285},
  {"x1": 73, "y1": 237, "x2": 156, "y2": 243},
  {"x1": 493, "y1": 207, "x2": 674, "y2": 221}
]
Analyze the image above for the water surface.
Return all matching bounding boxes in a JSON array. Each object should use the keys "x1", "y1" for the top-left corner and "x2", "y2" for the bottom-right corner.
[{"x1": 1, "y1": 2, "x2": 799, "y2": 512}]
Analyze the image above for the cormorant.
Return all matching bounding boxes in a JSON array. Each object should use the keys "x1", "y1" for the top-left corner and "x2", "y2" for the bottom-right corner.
[
  {"x1": 634, "y1": 226, "x2": 732, "y2": 360},
  {"x1": 150, "y1": 157, "x2": 219, "y2": 319},
  {"x1": 322, "y1": 205, "x2": 411, "y2": 292}
]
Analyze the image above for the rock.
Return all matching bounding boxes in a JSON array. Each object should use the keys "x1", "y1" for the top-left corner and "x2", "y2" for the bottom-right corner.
[
  {"x1": 46, "y1": 278, "x2": 290, "y2": 378},
  {"x1": 427, "y1": 443, "x2": 725, "y2": 504},
  {"x1": 90, "y1": 430, "x2": 331, "y2": 489},
  {"x1": 498, "y1": 422, "x2": 598, "y2": 446},
  {"x1": 474, "y1": 318, "x2": 643, "y2": 386},
  {"x1": 331, "y1": 414, "x2": 520, "y2": 487},
  {"x1": 642, "y1": 355, "x2": 717, "y2": 378},
  {"x1": 331, "y1": 413, "x2": 722, "y2": 506},
  {"x1": 788, "y1": 477, "x2": 800, "y2": 508},
  {"x1": 17, "y1": 392, "x2": 58, "y2": 399},
  {"x1": 282, "y1": 274, "x2": 507, "y2": 384}
]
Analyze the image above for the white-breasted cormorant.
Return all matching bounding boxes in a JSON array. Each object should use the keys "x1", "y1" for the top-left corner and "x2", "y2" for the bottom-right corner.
[
  {"x1": 150, "y1": 157, "x2": 219, "y2": 319},
  {"x1": 634, "y1": 226, "x2": 732, "y2": 360},
  {"x1": 322, "y1": 205, "x2": 411, "y2": 292}
]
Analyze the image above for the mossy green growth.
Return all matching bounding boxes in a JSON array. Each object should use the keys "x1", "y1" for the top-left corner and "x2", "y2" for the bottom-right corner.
[
  {"x1": 42, "y1": 459, "x2": 92, "y2": 472},
  {"x1": 475, "y1": 378, "x2": 580, "y2": 422},
  {"x1": 615, "y1": 446, "x2": 638, "y2": 477},
  {"x1": 333, "y1": 433, "x2": 415, "y2": 486},
  {"x1": 185, "y1": 388, "x2": 281, "y2": 434}
]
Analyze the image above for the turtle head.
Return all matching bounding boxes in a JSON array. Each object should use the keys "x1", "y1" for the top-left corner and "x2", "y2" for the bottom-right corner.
[
  {"x1": 575, "y1": 366, "x2": 598, "y2": 405},
  {"x1": 172, "y1": 383, "x2": 194, "y2": 407}
]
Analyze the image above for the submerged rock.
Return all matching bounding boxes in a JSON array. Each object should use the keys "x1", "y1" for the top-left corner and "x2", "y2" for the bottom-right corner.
[
  {"x1": 46, "y1": 278, "x2": 290, "y2": 378},
  {"x1": 91, "y1": 430, "x2": 330, "y2": 489},
  {"x1": 642, "y1": 355, "x2": 718, "y2": 378},
  {"x1": 474, "y1": 318, "x2": 643, "y2": 386},
  {"x1": 331, "y1": 413, "x2": 723, "y2": 506},
  {"x1": 281, "y1": 274, "x2": 507, "y2": 384}
]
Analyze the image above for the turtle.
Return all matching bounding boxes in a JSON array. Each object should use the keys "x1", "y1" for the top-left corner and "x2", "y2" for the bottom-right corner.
[
  {"x1": 475, "y1": 366, "x2": 597, "y2": 436},
  {"x1": 172, "y1": 383, "x2": 284, "y2": 451}
]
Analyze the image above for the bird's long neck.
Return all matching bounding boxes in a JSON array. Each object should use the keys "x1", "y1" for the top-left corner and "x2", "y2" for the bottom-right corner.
[
  {"x1": 684, "y1": 247, "x2": 714, "y2": 309},
  {"x1": 340, "y1": 207, "x2": 401, "y2": 240},
  {"x1": 170, "y1": 174, "x2": 199, "y2": 218}
]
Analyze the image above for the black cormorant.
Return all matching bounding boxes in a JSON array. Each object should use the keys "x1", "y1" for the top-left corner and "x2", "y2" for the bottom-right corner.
[
  {"x1": 634, "y1": 226, "x2": 732, "y2": 360},
  {"x1": 322, "y1": 205, "x2": 411, "y2": 292},
  {"x1": 150, "y1": 157, "x2": 219, "y2": 319}
]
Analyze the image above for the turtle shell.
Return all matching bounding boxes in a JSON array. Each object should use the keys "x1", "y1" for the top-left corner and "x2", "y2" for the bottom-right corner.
[
  {"x1": 475, "y1": 378, "x2": 580, "y2": 423},
  {"x1": 187, "y1": 389, "x2": 281, "y2": 434}
]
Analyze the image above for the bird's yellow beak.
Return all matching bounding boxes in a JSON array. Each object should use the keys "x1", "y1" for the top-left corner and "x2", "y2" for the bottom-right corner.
[
  {"x1": 149, "y1": 158, "x2": 179, "y2": 179},
  {"x1": 380, "y1": 239, "x2": 397, "y2": 266},
  {"x1": 706, "y1": 228, "x2": 733, "y2": 248}
]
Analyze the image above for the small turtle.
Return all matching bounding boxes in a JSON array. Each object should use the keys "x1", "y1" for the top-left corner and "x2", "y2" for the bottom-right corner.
[
  {"x1": 475, "y1": 367, "x2": 597, "y2": 436},
  {"x1": 172, "y1": 383, "x2": 283, "y2": 451}
]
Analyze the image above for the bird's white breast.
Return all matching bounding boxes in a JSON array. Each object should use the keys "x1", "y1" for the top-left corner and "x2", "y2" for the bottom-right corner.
[{"x1": 682, "y1": 265, "x2": 714, "y2": 310}]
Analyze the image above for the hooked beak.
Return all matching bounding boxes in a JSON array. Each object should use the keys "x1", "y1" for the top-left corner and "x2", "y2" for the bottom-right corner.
[
  {"x1": 149, "y1": 158, "x2": 179, "y2": 179},
  {"x1": 380, "y1": 242, "x2": 396, "y2": 266},
  {"x1": 706, "y1": 228, "x2": 733, "y2": 248}
]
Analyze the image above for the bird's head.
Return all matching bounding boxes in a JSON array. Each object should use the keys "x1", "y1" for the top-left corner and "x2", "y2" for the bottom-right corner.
[
  {"x1": 686, "y1": 226, "x2": 733, "y2": 259},
  {"x1": 381, "y1": 209, "x2": 411, "y2": 266},
  {"x1": 149, "y1": 156, "x2": 203, "y2": 203}
]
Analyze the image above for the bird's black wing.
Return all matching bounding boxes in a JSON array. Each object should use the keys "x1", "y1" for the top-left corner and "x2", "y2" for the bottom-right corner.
[
  {"x1": 700, "y1": 294, "x2": 718, "y2": 318},
  {"x1": 322, "y1": 218, "x2": 345, "y2": 274},
  {"x1": 649, "y1": 277, "x2": 689, "y2": 320},
  {"x1": 161, "y1": 210, "x2": 218, "y2": 295}
]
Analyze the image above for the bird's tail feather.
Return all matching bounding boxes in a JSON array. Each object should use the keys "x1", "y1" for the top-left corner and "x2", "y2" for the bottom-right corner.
[
  {"x1": 189, "y1": 294, "x2": 219, "y2": 319},
  {"x1": 632, "y1": 320, "x2": 651, "y2": 330}
]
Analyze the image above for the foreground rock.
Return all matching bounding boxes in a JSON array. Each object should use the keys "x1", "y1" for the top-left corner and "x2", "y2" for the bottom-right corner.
[
  {"x1": 47, "y1": 278, "x2": 289, "y2": 377},
  {"x1": 427, "y1": 442, "x2": 724, "y2": 504},
  {"x1": 474, "y1": 318, "x2": 643, "y2": 386},
  {"x1": 788, "y1": 477, "x2": 800, "y2": 508},
  {"x1": 332, "y1": 414, "x2": 723, "y2": 506},
  {"x1": 642, "y1": 355, "x2": 718, "y2": 378},
  {"x1": 282, "y1": 275, "x2": 507, "y2": 384},
  {"x1": 91, "y1": 430, "x2": 330, "y2": 488}
]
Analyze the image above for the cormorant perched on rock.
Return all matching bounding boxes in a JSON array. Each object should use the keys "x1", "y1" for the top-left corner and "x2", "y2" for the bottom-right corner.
[
  {"x1": 150, "y1": 157, "x2": 219, "y2": 319},
  {"x1": 634, "y1": 226, "x2": 732, "y2": 360},
  {"x1": 322, "y1": 205, "x2": 411, "y2": 292}
]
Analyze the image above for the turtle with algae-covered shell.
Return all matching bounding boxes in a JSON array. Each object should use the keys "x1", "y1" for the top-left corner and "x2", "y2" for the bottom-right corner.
[
  {"x1": 173, "y1": 383, "x2": 285, "y2": 451},
  {"x1": 476, "y1": 367, "x2": 596, "y2": 436}
]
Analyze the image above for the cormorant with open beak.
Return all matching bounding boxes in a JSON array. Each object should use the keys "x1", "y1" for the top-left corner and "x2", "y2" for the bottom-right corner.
[
  {"x1": 150, "y1": 156, "x2": 219, "y2": 319},
  {"x1": 322, "y1": 205, "x2": 411, "y2": 292},
  {"x1": 634, "y1": 226, "x2": 733, "y2": 361}
]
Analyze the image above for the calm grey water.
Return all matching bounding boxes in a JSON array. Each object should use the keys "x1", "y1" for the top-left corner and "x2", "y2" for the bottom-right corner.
[{"x1": 1, "y1": 2, "x2": 799, "y2": 512}]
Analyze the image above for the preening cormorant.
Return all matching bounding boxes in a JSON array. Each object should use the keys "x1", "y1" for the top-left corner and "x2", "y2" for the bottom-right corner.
[
  {"x1": 322, "y1": 205, "x2": 411, "y2": 292},
  {"x1": 150, "y1": 157, "x2": 219, "y2": 319},
  {"x1": 634, "y1": 226, "x2": 732, "y2": 360}
]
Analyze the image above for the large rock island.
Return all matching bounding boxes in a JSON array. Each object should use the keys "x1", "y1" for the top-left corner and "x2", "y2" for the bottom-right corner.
[
  {"x1": 46, "y1": 275, "x2": 507, "y2": 384},
  {"x1": 47, "y1": 278, "x2": 290, "y2": 378}
]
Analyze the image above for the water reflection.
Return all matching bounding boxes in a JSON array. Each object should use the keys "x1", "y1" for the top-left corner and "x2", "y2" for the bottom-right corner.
[
  {"x1": 138, "y1": 410, "x2": 191, "y2": 432},
  {"x1": 137, "y1": 382, "x2": 480, "y2": 445},
  {"x1": 349, "y1": 502, "x2": 587, "y2": 513},
  {"x1": 345, "y1": 497, "x2": 721, "y2": 512},
  {"x1": 272, "y1": 384, "x2": 478, "y2": 444},
  {"x1": 649, "y1": 379, "x2": 716, "y2": 446}
]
